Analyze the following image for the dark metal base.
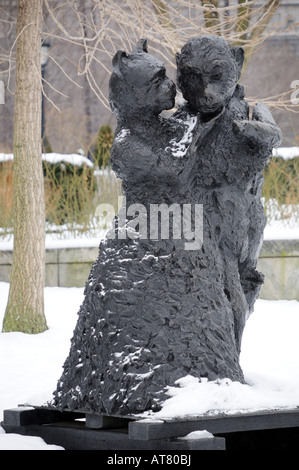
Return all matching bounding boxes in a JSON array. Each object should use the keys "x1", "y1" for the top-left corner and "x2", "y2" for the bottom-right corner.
[{"x1": 2, "y1": 406, "x2": 299, "y2": 450}]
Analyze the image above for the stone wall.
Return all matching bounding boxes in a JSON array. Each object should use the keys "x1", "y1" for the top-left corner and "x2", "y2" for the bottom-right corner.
[
  {"x1": 0, "y1": 246, "x2": 98, "y2": 288},
  {"x1": 257, "y1": 239, "x2": 299, "y2": 300},
  {"x1": 0, "y1": 241, "x2": 299, "y2": 300}
]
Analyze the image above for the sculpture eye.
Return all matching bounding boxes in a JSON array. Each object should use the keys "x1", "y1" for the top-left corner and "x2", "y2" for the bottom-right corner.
[
  {"x1": 211, "y1": 73, "x2": 222, "y2": 81},
  {"x1": 187, "y1": 72, "x2": 198, "y2": 83},
  {"x1": 152, "y1": 70, "x2": 165, "y2": 86},
  {"x1": 153, "y1": 76, "x2": 162, "y2": 85}
]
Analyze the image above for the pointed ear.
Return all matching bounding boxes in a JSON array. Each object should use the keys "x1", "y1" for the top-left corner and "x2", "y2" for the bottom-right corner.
[
  {"x1": 133, "y1": 38, "x2": 148, "y2": 53},
  {"x1": 175, "y1": 52, "x2": 181, "y2": 66},
  {"x1": 112, "y1": 50, "x2": 129, "y2": 68},
  {"x1": 231, "y1": 46, "x2": 244, "y2": 77}
]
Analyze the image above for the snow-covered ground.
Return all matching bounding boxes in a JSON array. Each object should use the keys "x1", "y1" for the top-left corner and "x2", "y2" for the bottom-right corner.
[
  {"x1": 0, "y1": 283, "x2": 83, "y2": 450},
  {"x1": 0, "y1": 281, "x2": 299, "y2": 449}
]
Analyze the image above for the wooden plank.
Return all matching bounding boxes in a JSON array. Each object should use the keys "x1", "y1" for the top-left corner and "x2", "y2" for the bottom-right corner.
[
  {"x1": 3, "y1": 406, "x2": 84, "y2": 427},
  {"x1": 1, "y1": 421, "x2": 225, "y2": 450},
  {"x1": 4, "y1": 406, "x2": 299, "y2": 450},
  {"x1": 129, "y1": 409, "x2": 299, "y2": 441},
  {"x1": 3, "y1": 407, "x2": 38, "y2": 426},
  {"x1": 85, "y1": 413, "x2": 131, "y2": 429}
]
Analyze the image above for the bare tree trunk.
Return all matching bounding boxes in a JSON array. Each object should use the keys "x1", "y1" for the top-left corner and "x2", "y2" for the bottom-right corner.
[{"x1": 2, "y1": 0, "x2": 47, "y2": 334}]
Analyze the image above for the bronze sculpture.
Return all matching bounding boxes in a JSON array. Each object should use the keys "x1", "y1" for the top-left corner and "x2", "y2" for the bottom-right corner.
[{"x1": 51, "y1": 36, "x2": 281, "y2": 416}]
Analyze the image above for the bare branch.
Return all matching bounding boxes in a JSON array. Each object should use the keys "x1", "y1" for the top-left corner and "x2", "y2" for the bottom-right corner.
[{"x1": 1, "y1": 0, "x2": 297, "y2": 115}]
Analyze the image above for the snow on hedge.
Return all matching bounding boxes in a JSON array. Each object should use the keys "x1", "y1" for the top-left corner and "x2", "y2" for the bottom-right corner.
[
  {"x1": 0, "y1": 153, "x2": 94, "y2": 167},
  {"x1": 272, "y1": 147, "x2": 299, "y2": 159},
  {"x1": 0, "y1": 147, "x2": 299, "y2": 167}
]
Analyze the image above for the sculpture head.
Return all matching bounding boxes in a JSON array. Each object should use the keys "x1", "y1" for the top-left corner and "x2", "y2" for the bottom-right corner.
[
  {"x1": 176, "y1": 35, "x2": 244, "y2": 116},
  {"x1": 109, "y1": 39, "x2": 176, "y2": 120}
]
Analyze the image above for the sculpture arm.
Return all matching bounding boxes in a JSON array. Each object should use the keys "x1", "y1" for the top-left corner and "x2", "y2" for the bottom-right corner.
[
  {"x1": 110, "y1": 130, "x2": 182, "y2": 183},
  {"x1": 232, "y1": 102, "x2": 282, "y2": 150}
]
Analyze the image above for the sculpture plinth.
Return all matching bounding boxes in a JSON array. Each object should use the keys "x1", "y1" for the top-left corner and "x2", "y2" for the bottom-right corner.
[{"x1": 51, "y1": 36, "x2": 282, "y2": 416}]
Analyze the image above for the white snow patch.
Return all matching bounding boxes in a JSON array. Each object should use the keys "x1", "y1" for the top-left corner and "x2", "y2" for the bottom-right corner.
[
  {"x1": 166, "y1": 116, "x2": 197, "y2": 157},
  {"x1": 272, "y1": 147, "x2": 299, "y2": 160},
  {"x1": 0, "y1": 433, "x2": 64, "y2": 450},
  {"x1": 137, "y1": 418, "x2": 164, "y2": 424},
  {"x1": 115, "y1": 129, "x2": 130, "y2": 143},
  {"x1": 0, "y1": 232, "x2": 106, "y2": 251},
  {"x1": 180, "y1": 430, "x2": 214, "y2": 440},
  {"x1": 264, "y1": 220, "x2": 299, "y2": 240}
]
